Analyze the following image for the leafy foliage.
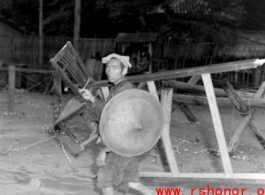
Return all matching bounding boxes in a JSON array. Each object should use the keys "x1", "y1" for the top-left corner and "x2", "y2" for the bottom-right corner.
[
  {"x1": 158, "y1": 0, "x2": 246, "y2": 46},
  {"x1": 0, "y1": 0, "x2": 39, "y2": 34},
  {"x1": 0, "y1": 0, "x2": 249, "y2": 44}
]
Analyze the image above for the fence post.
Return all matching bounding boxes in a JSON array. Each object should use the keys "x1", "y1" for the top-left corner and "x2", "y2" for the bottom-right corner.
[{"x1": 8, "y1": 65, "x2": 15, "y2": 112}]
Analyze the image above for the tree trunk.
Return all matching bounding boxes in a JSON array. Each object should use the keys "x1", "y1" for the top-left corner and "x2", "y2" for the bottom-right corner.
[
  {"x1": 39, "y1": 0, "x2": 43, "y2": 68},
  {"x1": 74, "y1": 0, "x2": 81, "y2": 51}
]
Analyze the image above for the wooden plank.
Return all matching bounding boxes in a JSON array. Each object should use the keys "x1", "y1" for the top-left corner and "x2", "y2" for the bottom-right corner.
[
  {"x1": 188, "y1": 75, "x2": 201, "y2": 84},
  {"x1": 137, "y1": 82, "x2": 146, "y2": 89},
  {"x1": 177, "y1": 102, "x2": 198, "y2": 123},
  {"x1": 162, "y1": 80, "x2": 255, "y2": 98},
  {"x1": 8, "y1": 65, "x2": 15, "y2": 112},
  {"x1": 141, "y1": 172, "x2": 265, "y2": 179},
  {"x1": 146, "y1": 81, "x2": 179, "y2": 176},
  {"x1": 172, "y1": 94, "x2": 265, "y2": 108},
  {"x1": 221, "y1": 78, "x2": 249, "y2": 116},
  {"x1": 141, "y1": 172, "x2": 173, "y2": 177},
  {"x1": 148, "y1": 43, "x2": 152, "y2": 73},
  {"x1": 0, "y1": 67, "x2": 53, "y2": 74},
  {"x1": 53, "y1": 73, "x2": 62, "y2": 129},
  {"x1": 225, "y1": 81, "x2": 265, "y2": 153},
  {"x1": 89, "y1": 59, "x2": 265, "y2": 89},
  {"x1": 160, "y1": 88, "x2": 180, "y2": 176},
  {"x1": 100, "y1": 86, "x2": 109, "y2": 101},
  {"x1": 202, "y1": 73, "x2": 233, "y2": 176},
  {"x1": 147, "y1": 81, "x2": 159, "y2": 99},
  {"x1": 170, "y1": 80, "x2": 199, "y2": 124}
]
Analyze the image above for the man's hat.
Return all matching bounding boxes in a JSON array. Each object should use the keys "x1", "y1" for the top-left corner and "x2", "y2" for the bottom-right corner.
[
  {"x1": 99, "y1": 89, "x2": 164, "y2": 157},
  {"x1": 102, "y1": 53, "x2": 132, "y2": 69}
]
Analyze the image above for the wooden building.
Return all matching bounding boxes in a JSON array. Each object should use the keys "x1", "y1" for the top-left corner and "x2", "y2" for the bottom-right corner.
[
  {"x1": 0, "y1": 17, "x2": 23, "y2": 36},
  {"x1": 115, "y1": 33, "x2": 158, "y2": 74}
]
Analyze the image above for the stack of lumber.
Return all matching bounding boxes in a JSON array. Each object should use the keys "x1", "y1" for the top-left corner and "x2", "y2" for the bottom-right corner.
[{"x1": 162, "y1": 80, "x2": 264, "y2": 109}]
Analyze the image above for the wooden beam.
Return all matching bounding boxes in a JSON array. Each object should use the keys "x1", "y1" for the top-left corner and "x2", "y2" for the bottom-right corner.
[
  {"x1": 221, "y1": 78, "x2": 249, "y2": 116},
  {"x1": 162, "y1": 80, "x2": 255, "y2": 98},
  {"x1": 8, "y1": 65, "x2": 15, "y2": 112},
  {"x1": 0, "y1": 67, "x2": 53, "y2": 74},
  {"x1": 147, "y1": 82, "x2": 179, "y2": 176},
  {"x1": 137, "y1": 82, "x2": 146, "y2": 89},
  {"x1": 177, "y1": 101, "x2": 198, "y2": 123},
  {"x1": 172, "y1": 94, "x2": 265, "y2": 108},
  {"x1": 202, "y1": 73, "x2": 233, "y2": 176},
  {"x1": 140, "y1": 172, "x2": 265, "y2": 179},
  {"x1": 147, "y1": 81, "x2": 159, "y2": 99},
  {"x1": 100, "y1": 86, "x2": 109, "y2": 102},
  {"x1": 188, "y1": 75, "x2": 201, "y2": 84},
  {"x1": 160, "y1": 88, "x2": 179, "y2": 176},
  {"x1": 53, "y1": 72, "x2": 62, "y2": 130},
  {"x1": 221, "y1": 79, "x2": 265, "y2": 153},
  {"x1": 89, "y1": 59, "x2": 265, "y2": 89}
]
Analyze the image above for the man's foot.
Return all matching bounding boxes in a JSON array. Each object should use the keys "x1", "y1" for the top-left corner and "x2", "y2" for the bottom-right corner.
[
  {"x1": 128, "y1": 182, "x2": 155, "y2": 195},
  {"x1": 102, "y1": 187, "x2": 114, "y2": 195}
]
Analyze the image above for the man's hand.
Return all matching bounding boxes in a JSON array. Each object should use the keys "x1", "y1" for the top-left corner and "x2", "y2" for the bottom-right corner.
[{"x1": 79, "y1": 88, "x2": 95, "y2": 102}]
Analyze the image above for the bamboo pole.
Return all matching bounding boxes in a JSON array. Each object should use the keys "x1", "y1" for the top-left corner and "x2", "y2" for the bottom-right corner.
[{"x1": 90, "y1": 59, "x2": 265, "y2": 89}]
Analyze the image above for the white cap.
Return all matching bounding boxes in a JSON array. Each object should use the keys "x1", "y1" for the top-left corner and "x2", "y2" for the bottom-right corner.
[{"x1": 102, "y1": 53, "x2": 132, "y2": 69}]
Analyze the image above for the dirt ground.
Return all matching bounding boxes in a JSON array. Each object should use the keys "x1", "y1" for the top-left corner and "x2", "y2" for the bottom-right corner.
[{"x1": 0, "y1": 89, "x2": 265, "y2": 195}]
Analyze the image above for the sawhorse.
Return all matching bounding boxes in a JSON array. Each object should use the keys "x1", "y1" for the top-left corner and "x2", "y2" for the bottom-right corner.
[
  {"x1": 51, "y1": 41, "x2": 265, "y2": 180},
  {"x1": 90, "y1": 59, "x2": 265, "y2": 180}
]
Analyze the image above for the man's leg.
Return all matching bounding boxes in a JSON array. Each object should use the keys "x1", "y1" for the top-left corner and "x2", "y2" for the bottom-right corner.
[
  {"x1": 128, "y1": 182, "x2": 155, "y2": 195},
  {"x1": 97, "y1": 152, "x2": 131, "y2": 194},
  {"x1": 124, "y1": 157, "x2": 155, "y2": 195}
]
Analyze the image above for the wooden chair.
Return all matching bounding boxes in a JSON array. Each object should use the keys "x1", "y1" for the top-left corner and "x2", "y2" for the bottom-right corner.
[{"x1": 50, "y1": 41, "x2": 101, "y2": 150}]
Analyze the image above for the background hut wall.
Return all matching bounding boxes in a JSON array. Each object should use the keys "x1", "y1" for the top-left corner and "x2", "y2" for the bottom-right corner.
[
  {"x1": 0, "y1": 32, "x2": 265, "y2": 90},
  {"x1": 0, "y1": 35, "x2": 115, "y2": 69},
  {"x1": 152, "y1": 37, "x2": 265, "y2": 89},
  {"x1": 0, "y1": 35, "x2": 115, "y2": 90}
]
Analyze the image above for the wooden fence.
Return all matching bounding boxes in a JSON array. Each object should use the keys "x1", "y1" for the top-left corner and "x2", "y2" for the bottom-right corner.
[
  {"x1": 0, "y1": 35, "x2": 115, "y2": 90},
  {"x1": 0, "y1": 34, "x2": 115, "y2": 69}
]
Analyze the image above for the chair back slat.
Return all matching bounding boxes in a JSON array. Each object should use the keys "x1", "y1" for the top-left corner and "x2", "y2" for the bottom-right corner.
[
  {"x1": 50, "y1": 41, "x2": 94, "y2": 97},
  {"x1": 67, "y1": 42, "x2": 90, "y2": 78}
]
